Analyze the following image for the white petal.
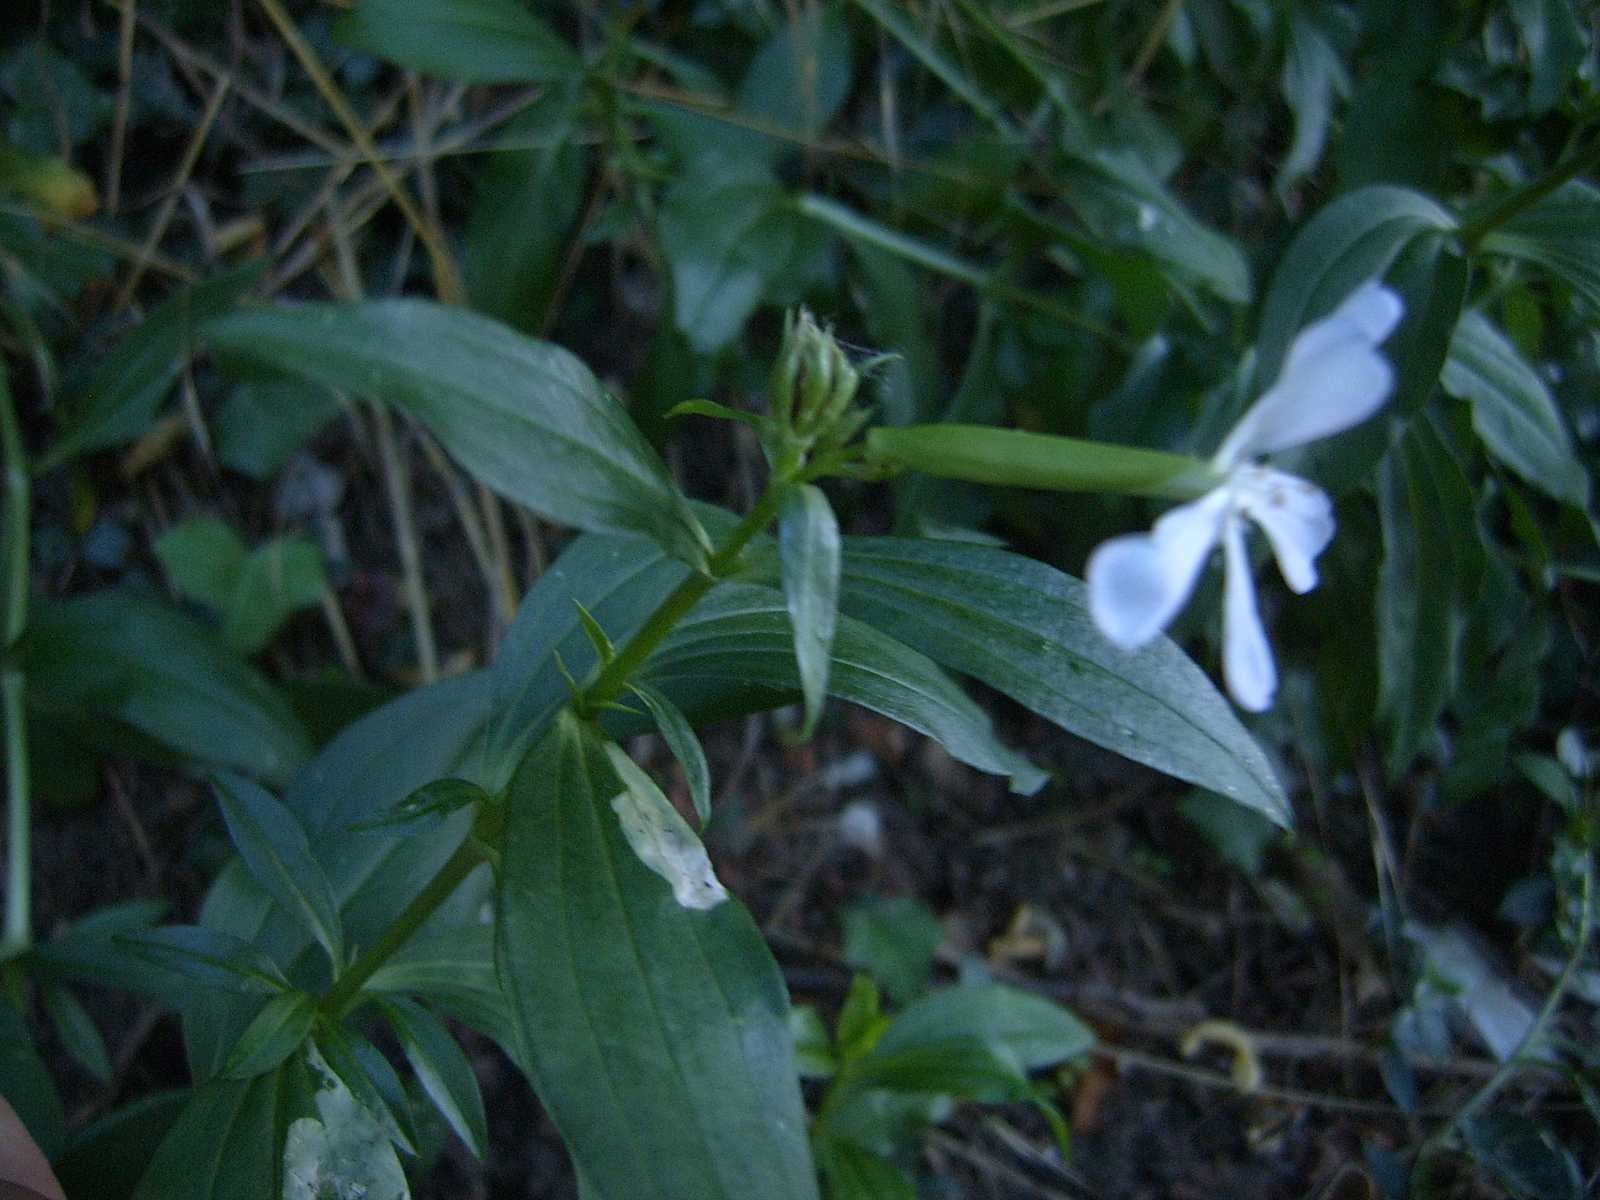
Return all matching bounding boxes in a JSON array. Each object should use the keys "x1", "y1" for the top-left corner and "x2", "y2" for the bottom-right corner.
[
  {"x1": 1215, "y1": 281, "x2": 1403, "y2": 466},
  {"x1": 1234, "y1": 466, "x2": 1335, "y2": 594},
  {"x1": 1087, "y1": 489, "x2": 1229, "y2": 649},
  {"x1": 1220, "y1": 518, "x2": 1277, "y2": 712}
]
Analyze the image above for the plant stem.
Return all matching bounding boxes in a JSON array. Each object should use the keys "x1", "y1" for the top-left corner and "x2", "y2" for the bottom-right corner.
[
  {"x1": 1, "y1": 365, "x2": 30, "y2": 958},
  {"x1": 1457, "y1": 137, "x2": 1600, "y2": 250},
  {"x1": 1411, "y1": 846, "x2": 1595, "y2": 1187},
  {"x1": 320, "y1": 838, "x2": 485, "y2": 1020},
  {"x1": 575, "y1": 478, "x2": 793, "y2": 715}
]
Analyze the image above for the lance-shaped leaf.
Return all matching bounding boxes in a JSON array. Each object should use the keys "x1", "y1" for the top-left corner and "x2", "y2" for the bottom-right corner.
[
  {"x1": 333, "y1": 0, "x2": 581, "y2": 83},
  {"x1": 43, "y1": 263, "x2": 263, "y2": 468},
  {"x1": 628, "y1": 683, "x2": 712, "y2": 826},
  {"x1": 132, "y1": 1071, "x2": 299, "y2": 1200},
  {"x1": 642, "y1": 582, "x2": 1047, "y2": 796},
  {"x1": 1482, "y1": 180, "x2": 1600, "y2": 310},
  {"x1": 1256, "y1": 185, "x2": 1455, "y2": 386},
  {"x1": 221, "y1": 991, "x2": 318, "y2": 1080},
  {"x1": 496, "y1": 712, "x2": 819, "y2": 1200},
  {"x1": 349, "y1": 777, "x2": 490, "y2": 837},
  {"x1": 807, "y1": 538, "x2": 1289, "y2": 825},
  {"x1": 211, "y1": 772, "x2": 344, "y2": 972},
  {"x1": 1442, "y1": 309, "x2": 1590, "y2": 509},
  {"x1": 1376, "y1": 419, "x2": 1483, "y2": 774},
  {"x1": 42, "y1": 985, "x2": 113, "y2": 1083},
  {"x1": 116, "y1": 925, "x2": 289, "y2": 996},
  {"x1": 15, "y1": 589, "x2": 311, "y2": 787},
  {"x1": 379, "y1": 996, "x2": 489, "y2": 1159},
  {"x1": 779, "y1": 483, "x2": 841, "y2": 738},
  {"x1": 206, "y1": 301, "x2": 710, "y2": 567},
  {"x1": 315, "y1": 1024, "x2": 417, "y2": 1156}
]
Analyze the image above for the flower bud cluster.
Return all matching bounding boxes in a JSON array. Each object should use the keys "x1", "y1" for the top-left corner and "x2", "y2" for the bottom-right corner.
[{"x1": 768, "y1": 310, "x2": 873, "y2": 465}]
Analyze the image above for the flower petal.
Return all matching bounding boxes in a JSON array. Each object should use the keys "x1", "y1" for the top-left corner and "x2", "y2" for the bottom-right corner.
[
  {"x1": 1087, "y1": 489, "x2": 1229, "y2": 649},
  {"x1": 1235, "y1": 466, "x2": 1335, "y2": 594},
  {"x1": 1215, "y1": 281, "x2": 1403, "y2": 466},
  {"x1": 1220, "y1": 518, "x2": 1277, "y2": 712}
]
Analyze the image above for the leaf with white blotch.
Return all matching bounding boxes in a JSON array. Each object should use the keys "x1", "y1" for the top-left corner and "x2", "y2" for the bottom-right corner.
[
  {"x1": 496, "y1": 712, "x2": 819, "y2": 1200},
  {"x1": 602, "y1": 742, "x2": 728, "y2": 910}
]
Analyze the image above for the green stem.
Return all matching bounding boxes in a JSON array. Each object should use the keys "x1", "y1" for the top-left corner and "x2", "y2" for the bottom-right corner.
[
  {"x1": 576, "y1": 478, "x2": 793, "y2": 715},
  {"x1": 320, "y1": 838, "x2": 485, "y2": 1020},
  {"x1": 1, "y1": 364, "x2": 29, "y2": 959},
  {"x1": 1411, "y1": 848, "x2": 1595, "y2": 1187},
  {"x1": 1457, "y1": 137, "x2": 1600, "y2": 250}
]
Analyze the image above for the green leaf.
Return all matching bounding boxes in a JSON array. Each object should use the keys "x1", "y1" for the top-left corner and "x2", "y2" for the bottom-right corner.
[
  {"x1": 221, "y1": 991, "x2": 317, "y2": 1080},
  {"x1": 315, "y1": 1024, "x2": 417, "y2": 1156},
  {"x1": 780, "y1": 484, "x2": 842, "y2": 738},
  {"x1": 846, "y1": 1039, "x2": 1030, "y2": 1101},
  {"x1": 43, "y1": 263, "x2": 264, "y2": 468},
  {"x1": 464, "y1": 90, "x2": 587, "y2": 333},
  {"x1": 216, "y1": 379, "x2": 342, "y2": 480},
  {"x1": 333, "y1": 0, "x2": 581, "y2": 83},
  {"x1": 366, "y1": 927, "x2": 510, "y2": 1045},
  {"x1": 43, "y1": 984, "x2": 113, "y2": 1082},
  {"x1": 1462, "y1": 1112, "x2": 1584, "y2": 1200},
  {"x1": 116, "y1": 924, "x2": 289, "y2": 996},
  {"x1": 496, "y1": 712, "x2": 819, "y2": 1200},
  {"x1": 835, "y1": 973, "x2": 888, "y2": 1062},
  {"x1": 183, "y1": 672, "x2": 498, "y2": 1080},
  {"x1": 14, "y1": 589, "x2": 312, "y2": 786},
  {"x1": 54, "y1": 1091, "x2": 189, "y2": 1200},
  {"x1": 206, "y1": 300, "x2": 710, "y2": 567},
  {"x1": 657, "y1": 157, "x2": 804, "y2": 354},
  {"x1": 790, "y1": 1006, "x2": 838, "y2": 1078},
  {"x1": 642, "y1": 582, "x2": 1048, "y2": 795},
  {"x1": 1384, "y1": 231, "x2": 1470, "y2": 417},
  {"x1": 349, "y1": 777, "x2": 490, "y2": 837},
  {"x1": 1275, "y1": 7, "x2": 1350, "y2": 200},
  {"x1": 824, "y1": 538, "x2": 1290, "y2": 826},
  {"x1": 1058, "y1": 147, "x2": 1251, "y2": 304},
  {"x1": 1179, "y1": 790, "x2": 1277, "y2": 875},
  {"x1": 739, "y1": 3, "x2": 853, "y2": 139},
  {"x1": 1482, "y1": 181, "x2": 1600, "y2": 311},
  {"x1": 155, "y1": 517, "x2": 327, "y2": 655},
  {"x1": 132, "y1": 1073, "x2": 290, "y2": 1200},
  {"x1": 814, "y1": 1135, "x2": 917, "y2": 1200},
  {"x1": 847, "y1": 0, "x2": 1010, "y2": 132},
  {"x1": 1255, "y1": 185, "x2": 1456, "y2": 385},
  {"x1": 1508, "y1": 0, "x2": 1588, "y2": 114},
  {"x1": 379, "y1": 996, "x2": 489, "y2": 1159},
  {"x1": 628, "y1": 683, "x2": 713, "y2": 826},
  {"x1": 841, "y1": 897, "x2": 943, "y2": 1005},
  {"x1": 0, "y1": 1000, "x2": 64, "y2": 1159},
  {"x1": 874, "y1": 983, "x2": 1094, "y2": 1071},
  {"x1": 1376, "y1": 420, "x2": 1481, "y2": 774},
  {"x1": 1442, "y1": 310, "x2": 1590, "y2": 508},
  {"x1": 211, "y1": 771, "x2": 345, "y2": 971}
]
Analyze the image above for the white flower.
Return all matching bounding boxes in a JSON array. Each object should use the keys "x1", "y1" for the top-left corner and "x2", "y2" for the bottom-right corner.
[{"x1": 1087, "y1": 281, "x2": 1404, "y2": 712}]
